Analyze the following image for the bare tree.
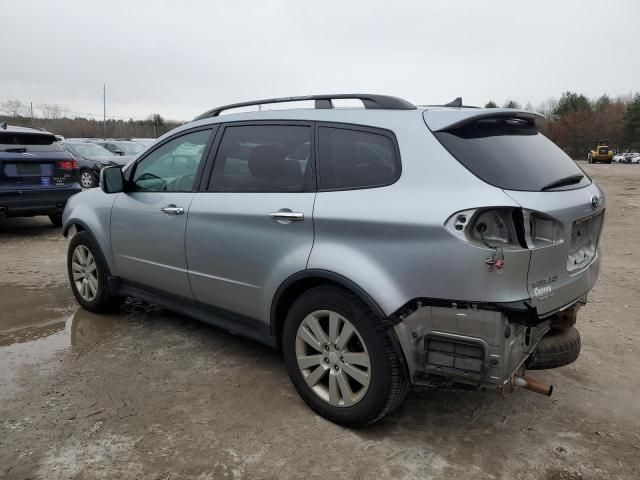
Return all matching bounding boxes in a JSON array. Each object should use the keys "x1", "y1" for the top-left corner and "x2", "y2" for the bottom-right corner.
[
  {"x1": 39, "y1": 103, "x2": 66, "y2": 120},
  {"x1": 1, "y1": 99, "x2": 27, "y2": 117},
  {"x1": 535, "y1": 97, "x2": 559, "y2": 120}
]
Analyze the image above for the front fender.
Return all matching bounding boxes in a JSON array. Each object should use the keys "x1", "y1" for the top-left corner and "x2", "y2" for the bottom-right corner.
[{"x1": 62, "y1": 189, "x2": 117, "y2": 274}]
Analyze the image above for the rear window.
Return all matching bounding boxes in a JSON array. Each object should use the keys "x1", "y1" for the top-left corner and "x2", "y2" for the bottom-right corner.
[
  {"x1": 318, "y1": 127, "x2": 400, "y2": 190},
  {"x1": 0, "y1": 132, "x2": 63, "y2": 152},
  {"x1": 433, "y1": 118, "x2": 591, "y2": 192}
]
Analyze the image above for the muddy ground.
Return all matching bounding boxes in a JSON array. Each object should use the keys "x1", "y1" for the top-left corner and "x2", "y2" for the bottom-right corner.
[{"x1": 1, "y1": 163, "x2": 639, "y2": 479}]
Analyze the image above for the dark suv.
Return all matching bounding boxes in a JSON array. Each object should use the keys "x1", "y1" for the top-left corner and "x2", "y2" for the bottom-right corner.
[{"x1": 0, "y1": 123, "x2": 81, "y2": 226}]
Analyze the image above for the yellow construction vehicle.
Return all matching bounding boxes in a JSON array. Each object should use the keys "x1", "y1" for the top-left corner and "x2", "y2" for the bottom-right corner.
[{"x1": 587, "y1": 140, "x2": 613, "y2": 164}]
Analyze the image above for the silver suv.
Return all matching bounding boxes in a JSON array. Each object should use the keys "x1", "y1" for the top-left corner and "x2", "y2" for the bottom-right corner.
[{"x1": 63, "y1": 94, "x2": 604, "y2": 426}]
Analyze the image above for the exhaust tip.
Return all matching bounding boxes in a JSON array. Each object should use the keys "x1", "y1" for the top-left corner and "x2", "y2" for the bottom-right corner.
[{"x1": 512, "y1": 374, "x2": 553, "y2": 396}]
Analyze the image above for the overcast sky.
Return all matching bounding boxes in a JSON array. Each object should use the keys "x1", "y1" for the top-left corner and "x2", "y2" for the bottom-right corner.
[{"x1": 2, "y1": 0, "x2": 638, "y2": 121}]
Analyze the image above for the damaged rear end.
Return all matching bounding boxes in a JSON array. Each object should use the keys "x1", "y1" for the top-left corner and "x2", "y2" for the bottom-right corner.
[{"x1": 393, "y1": 109, "x2": 604, "y2": 395}]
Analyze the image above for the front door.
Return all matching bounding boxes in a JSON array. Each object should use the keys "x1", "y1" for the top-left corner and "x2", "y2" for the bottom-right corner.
[
  {"x1": 186, "y1": 123, "x2": 315, "y2": 323},
  {"x1": 110, "y1": 128, "x2": 214, "y2": 300}
]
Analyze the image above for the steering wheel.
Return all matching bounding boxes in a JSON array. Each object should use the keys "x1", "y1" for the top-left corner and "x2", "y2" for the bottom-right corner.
[
  {"x1": 135, "y1": 172, "x2": 167, "y2": 190},
  {"x1": 166, "y1": 173, "x2": 195, "y2": 191}
]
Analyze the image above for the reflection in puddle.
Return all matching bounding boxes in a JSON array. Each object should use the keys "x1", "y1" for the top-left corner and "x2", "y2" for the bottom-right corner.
[{"x1": 0, "y1": 283, "x2": 126, "y2": 401}]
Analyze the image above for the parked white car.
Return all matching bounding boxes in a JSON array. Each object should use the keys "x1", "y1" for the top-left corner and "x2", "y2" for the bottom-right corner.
[{"x1": 614, "y1": 152, "x2": 640, "y2": 163}]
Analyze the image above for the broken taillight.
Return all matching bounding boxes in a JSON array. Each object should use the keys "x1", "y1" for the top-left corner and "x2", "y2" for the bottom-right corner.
[
  {"x1": 445, "y1": 208, "x2": 564, "y2": 250},
  {"x1": 56, "y1": 160, "x2": 78, "y2": 170}
]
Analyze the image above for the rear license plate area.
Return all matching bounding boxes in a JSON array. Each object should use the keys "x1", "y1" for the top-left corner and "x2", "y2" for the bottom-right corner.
[
  {"x1": 16, "y1": 163, "x2": 42, "y2": 175},
  {"x1": 567, "y1": 212, "x2": 603, "y2": 271}
]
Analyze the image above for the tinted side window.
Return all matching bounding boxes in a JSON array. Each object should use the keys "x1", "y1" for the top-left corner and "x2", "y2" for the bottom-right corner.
[
  {"x1": 318, "y1": 127, "x2": 399, "y2": 190},
  {"x1": 131, "y1": 129, "x2": 211, "y2": 192},
  {"x1": 209, "y1": 125, "x2": 312, "y2": 192}
]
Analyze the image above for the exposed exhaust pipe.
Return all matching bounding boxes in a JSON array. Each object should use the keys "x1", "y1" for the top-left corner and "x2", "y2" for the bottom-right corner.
[
  {"x1": 0, "y1": 206, "x2": 7, "y2": 217},
  {"x1": 512, "y1": 374, "x2": 553, "y2": 396}
]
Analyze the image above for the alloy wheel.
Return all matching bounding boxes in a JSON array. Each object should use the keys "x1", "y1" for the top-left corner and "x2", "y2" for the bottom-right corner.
[
  {"x1": 71, "y1": 245, "x2": 98, "y2": 301},
  {"x1": 295, "y1": 310, "x2": 371, "y2": 407},
  {"x1": 80, "y1": 171, "x2": 95, "y2": 188}
]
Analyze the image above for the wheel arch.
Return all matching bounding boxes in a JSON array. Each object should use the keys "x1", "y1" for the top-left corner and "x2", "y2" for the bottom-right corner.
[
  {"x1": 270, "y1": 270, "x2": 386, "y2": 346},
  {"x1": 63, "y1": 218, "x2": 117, "y2": 280},
  {"x1": 62, "y1": 218, "x2": 89, "y2": 238}
]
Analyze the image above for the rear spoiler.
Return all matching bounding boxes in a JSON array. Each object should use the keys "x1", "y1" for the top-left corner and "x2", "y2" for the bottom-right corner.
[{"x1": 423, "y1": 109, "x2": 546, "y2": 132}]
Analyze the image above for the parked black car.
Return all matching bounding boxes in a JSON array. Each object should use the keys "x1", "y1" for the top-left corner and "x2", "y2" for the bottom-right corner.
[
  {"x1": 0, "y1": 123, "x2": 81, "y2": 226},
  {"x1": 61, "y1": 140, "x2": 133, "y2": 188}
]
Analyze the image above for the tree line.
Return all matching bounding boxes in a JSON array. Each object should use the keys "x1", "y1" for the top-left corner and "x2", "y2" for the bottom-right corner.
[
  {"x1": 0, "y1": 99, "x2": 180, "y2": 139},
  {"x1": 2, "y1": 93, "x2": 640, "y2": 157},
  {"x1": 485, "y1": 92, "x2": 640, "y2": 158}
]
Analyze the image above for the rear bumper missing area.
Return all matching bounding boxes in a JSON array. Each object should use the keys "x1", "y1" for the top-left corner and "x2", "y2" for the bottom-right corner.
[{"x1": 393, "y1": 303, "x2": 551, "y2": 388}]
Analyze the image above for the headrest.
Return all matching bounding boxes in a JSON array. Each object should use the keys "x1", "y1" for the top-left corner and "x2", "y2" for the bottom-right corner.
[{"x1": 248, "y1": 144, "x2": 301, "y2": 184}]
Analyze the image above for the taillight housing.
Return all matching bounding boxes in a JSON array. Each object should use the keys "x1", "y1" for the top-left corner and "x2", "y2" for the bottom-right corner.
[
  {"x1": 57, "y1": 159, "x2": 78, "y2": 170},
  {"x1": 445, "y1": 207, "x2": 564, "y2": 250}
]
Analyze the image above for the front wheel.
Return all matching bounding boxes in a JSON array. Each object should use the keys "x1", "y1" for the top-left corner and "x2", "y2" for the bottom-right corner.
[
  {"x1": 282, "y1": 286, "x2": 409, "y2": 427},
  {"x1": 67, "y1": 231, "x2": 123, "y2": 313}
]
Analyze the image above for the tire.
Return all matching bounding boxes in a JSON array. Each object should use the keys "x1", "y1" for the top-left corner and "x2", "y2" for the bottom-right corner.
[
  {"x1": 282, "y1": 285, "x2": 409, "y2": 427},
  {"x1": 49, "y1": 212, "x2": 63, "y2": 227},
  {"x1": 80, "y1": 169, "x2": 97, "y2": 189},
  {"x1": 67, "y1": 231, "x2": 123, "y2": 313},
  {"x1": 526, "y1": 326, "x2": 581, "y2": 370}
]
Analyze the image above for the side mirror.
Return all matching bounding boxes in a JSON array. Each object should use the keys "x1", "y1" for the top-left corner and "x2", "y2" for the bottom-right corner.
[
  {"x1": 100, "y1": 166, "x2": 124, "y2": 193},
  {"x1": 115, "y1": 150, "x2": 125, "y2": 156}
]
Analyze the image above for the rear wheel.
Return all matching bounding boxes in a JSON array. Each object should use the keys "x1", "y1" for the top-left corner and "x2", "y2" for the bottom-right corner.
[
  {"x1": 67, "y1": 231, "x2": 123, "y2": 313},
  {"x1": 80, "y1": 169, "x2": 97, "y2": 189},
  {"x1": 48, "y1": 212, "x2": 63, "y2": 227},
  {"x1": 282, "y1": 285, "x2": 409, "y2": 427}
]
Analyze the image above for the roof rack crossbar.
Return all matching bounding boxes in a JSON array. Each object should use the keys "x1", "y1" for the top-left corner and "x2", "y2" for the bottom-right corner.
[{"x1": 194, "y1": 94, "x2": 416, "y2": 120}]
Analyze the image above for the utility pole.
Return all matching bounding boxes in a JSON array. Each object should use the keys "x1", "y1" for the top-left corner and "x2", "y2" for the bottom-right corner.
[
  {"x1": 103, "y1": 84, "x2": 106, "y2": 139},
  {"x1": 30, "y1": 102, "x2": 33, "y2": 126}
]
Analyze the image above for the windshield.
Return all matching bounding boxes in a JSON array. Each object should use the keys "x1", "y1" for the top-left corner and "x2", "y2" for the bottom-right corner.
[
  {"x1": 117, "y1": 142, "x2": 144, "y2": 155},
  {"x1": 69, "y1": 143, "x2": 114, "y2": 157},
  {"x1": 433, "y1": 117, "x2": 591, "y2": 192}
]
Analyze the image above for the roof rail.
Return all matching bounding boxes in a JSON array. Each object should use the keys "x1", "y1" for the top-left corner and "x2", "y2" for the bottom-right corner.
[{"x1": 194, "y1": 94, "x2": 416, "y2": 120}]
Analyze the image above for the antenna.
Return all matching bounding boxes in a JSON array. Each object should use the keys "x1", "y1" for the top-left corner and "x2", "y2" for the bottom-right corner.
[{"x1": 444, "y1": 97, "x2": 463, "y2": 108}]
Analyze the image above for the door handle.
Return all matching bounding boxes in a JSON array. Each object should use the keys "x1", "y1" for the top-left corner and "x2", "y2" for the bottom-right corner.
[
  {"x1": 269, "y1": 211, "x2": 304, "y2": 221},
  {"x1": 161, "y1": 205, "x2": 184, "y2": 215}
]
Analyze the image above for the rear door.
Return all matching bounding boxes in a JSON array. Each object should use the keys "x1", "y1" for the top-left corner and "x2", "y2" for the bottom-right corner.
[
  {"x1": 506, "y1": 186, "x2": 604, "y2": 315},
  {"x1": 110, "y1": 127, "x2": 215, "y2": 300},
  {"x1": 185, "y1": 122, "x2": 315, "y2": 322}
]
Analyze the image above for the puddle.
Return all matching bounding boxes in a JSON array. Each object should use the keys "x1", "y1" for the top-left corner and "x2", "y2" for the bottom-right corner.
[{"x1": 0, "y1": 283, "x2": 126, "y2": 401}]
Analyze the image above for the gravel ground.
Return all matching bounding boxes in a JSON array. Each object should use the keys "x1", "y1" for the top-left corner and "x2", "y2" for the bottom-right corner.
[{"x1": 1, "y1": 163, "x2": 639, "y2": 479}]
